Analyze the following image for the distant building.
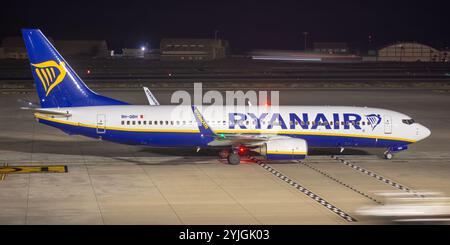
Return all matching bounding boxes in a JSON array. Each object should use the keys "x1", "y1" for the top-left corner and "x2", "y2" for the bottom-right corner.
[
  {"x1": 160, "y1": 38, "x2": 229, "y2": 61},
  {"x1": 377, "y1": 42, "x2": 440, "y2": 62},
  {"x1": 55, "y1": 40, "x2": 109, "y2": 58},
  {"x1": 439, "y1": 49, "x2": 449, "y2": 62},
  {"x1": 144, "y1": 49, "x2": 161, "y2": 60},
  {"x1": 0, "y1": 36, "x2": 108, "y2": 59},
  {"x1": 122, "y1": 48, "x2": 146, "y2": 58},
  {"x1": 313, "y1": 42, "x2": 349, "y2": 54},
  {"x1": 1, "y1": 36, "x2": 39, "y2": 59}
]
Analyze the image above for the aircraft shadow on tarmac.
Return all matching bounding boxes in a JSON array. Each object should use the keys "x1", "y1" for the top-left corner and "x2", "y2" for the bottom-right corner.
[{"x1": 0, "y1": 136, "x2": 374, "y2": 165}]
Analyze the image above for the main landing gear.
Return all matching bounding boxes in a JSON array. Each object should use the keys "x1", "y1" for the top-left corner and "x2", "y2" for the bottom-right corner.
[
  {"x1": 219, "y1": 148, "x2": 244, "y2": 165},
  {"x1": 227, "y1": 153, "x2": 241, "y2": 165}
]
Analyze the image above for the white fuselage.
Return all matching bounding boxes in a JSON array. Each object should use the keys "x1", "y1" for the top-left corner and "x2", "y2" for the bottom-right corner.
[{"x1": 35, "y1": 105, "x2": 430, "y2": 149}]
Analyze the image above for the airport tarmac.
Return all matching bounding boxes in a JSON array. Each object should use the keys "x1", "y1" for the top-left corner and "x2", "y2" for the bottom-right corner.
[{"x1": 0, "y1": 88, "x2": 449, "y2": 224}]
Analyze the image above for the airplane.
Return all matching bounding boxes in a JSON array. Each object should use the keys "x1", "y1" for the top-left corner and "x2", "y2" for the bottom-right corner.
[{"x1": 21, "y1": 29, "x2": 431, "y2": 165}]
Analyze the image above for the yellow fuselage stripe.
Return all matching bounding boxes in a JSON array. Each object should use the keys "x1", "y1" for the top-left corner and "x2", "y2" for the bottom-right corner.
[{"x1": 35, "y1": 114, "x2": 416, "y2": 143}]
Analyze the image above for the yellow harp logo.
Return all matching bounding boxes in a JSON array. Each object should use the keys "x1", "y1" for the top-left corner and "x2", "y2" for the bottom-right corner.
[{"x1": 31, "y1": 60, "x2": 67, "y2": 96}]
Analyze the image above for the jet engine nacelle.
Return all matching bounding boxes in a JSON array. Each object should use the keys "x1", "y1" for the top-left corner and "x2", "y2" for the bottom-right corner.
[{"x1": 257, "y1": 138, "x2": 308, "y2": 160}]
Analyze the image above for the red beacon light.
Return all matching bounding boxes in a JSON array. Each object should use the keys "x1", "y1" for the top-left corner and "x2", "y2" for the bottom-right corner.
[
  {"x1": 86, "y1": 69, "x2": 91, "y2": 75},
  {"x1": 238, "y1": 145, "x2": 247, "y2": 155}
]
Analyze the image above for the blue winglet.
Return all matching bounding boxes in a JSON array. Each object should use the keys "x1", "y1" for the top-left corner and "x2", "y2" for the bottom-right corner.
[{"x1": 191, "y1": 105, "x2": 216, "y2": 137}]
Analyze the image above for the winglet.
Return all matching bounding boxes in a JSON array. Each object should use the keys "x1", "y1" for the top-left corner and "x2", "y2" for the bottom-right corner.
[
  {"x1": 191, "y1": 106, "x2": 216, "y2": 137},
  {"x1": 143, "y1": 87, "x2": 160, "y2": 105}
]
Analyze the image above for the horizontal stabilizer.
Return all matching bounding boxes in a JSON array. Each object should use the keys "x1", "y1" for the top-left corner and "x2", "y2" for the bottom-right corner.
[{"x1": 21, "y1": 107, "x2": 72, "y2": 117}]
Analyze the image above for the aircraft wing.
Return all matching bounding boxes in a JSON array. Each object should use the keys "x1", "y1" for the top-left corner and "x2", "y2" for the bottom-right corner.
[
  {"x1": 208, "y1": 134, "x2": 288, "y2": 146},
  {"x1": 191, "y1": 105, "x2": 291, "y2": 147}
]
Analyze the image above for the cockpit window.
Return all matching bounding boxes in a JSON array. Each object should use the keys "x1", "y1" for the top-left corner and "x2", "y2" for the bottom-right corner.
[{"x1": 402, "y1": 119, "x2": 415, "y2": 125}]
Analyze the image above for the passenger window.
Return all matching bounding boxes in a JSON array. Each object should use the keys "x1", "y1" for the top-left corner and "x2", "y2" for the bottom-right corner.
[
  {"x1": 149, "y1": 121, "x2": 152, "y2": 125},
  {"x1": 132, "y1": 121, "x2": 136, "y2": 125},
  {"x1": 183, "y1": 121, "x2": 186, "y2": 125},
  {"x1": 121, "y1": 121, "x2": 124, "y2": 125},
  {"x1": 127, "y1": 121, "x2": 130, "y2": 125},
  {"x1": 138, "y1": 121, "x2": 141, "y2": 125},
  {"x1": 165, "y1": 121, "x2": 168, "y2": 125},
  {"x1": 160, "y1": 121, "x2": 163, "y2": 125},
  {"x1": 154, "y1": 121, "x2": 158, "y2": 125},
  {"x1": 143, "y1": 121, "x2": 146, "y2": 125}
]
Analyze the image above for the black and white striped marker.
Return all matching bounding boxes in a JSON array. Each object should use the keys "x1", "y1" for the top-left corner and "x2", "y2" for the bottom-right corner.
[
  {"x1": 255, "y1": 159, "x2": 357, "y2": 222},
  {"x1": 299, "y1": 161, "x2": 383, "y2": 205},
  {"x1": 331, "y1": 155, "x2": 424, "y2": 198}
]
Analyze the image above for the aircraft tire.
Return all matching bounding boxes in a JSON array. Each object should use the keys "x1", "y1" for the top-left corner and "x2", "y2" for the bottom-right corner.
[
  {"x1": 384, "y1": 152, "x2": 393, "y2": 160},
  {"x1": 228, "y1": 153, "x2": 240, "y2": 165}
]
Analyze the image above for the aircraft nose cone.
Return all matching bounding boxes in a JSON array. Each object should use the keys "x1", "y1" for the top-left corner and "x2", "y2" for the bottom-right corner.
[{"x1": 418, "y1": 124, "x2": 431, "y2": 141}]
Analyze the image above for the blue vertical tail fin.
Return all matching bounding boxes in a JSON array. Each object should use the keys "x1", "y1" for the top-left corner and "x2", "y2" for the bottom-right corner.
[{"x1": 22, "y1": 29, "x2": 128, "y2": 108}]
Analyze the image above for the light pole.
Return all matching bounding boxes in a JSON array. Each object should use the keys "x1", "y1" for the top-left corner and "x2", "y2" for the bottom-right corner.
[
  {"x1": 302, "y1": 32, "x2": 308, "y2": 51},
  {"x1": 214, "y1": 30, "x2": 219, "y2": 40}
]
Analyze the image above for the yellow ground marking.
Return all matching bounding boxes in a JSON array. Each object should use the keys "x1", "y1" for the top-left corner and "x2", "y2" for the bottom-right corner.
[{"x1": 0, "y1": 165, "x2": 68, "y2": 174}]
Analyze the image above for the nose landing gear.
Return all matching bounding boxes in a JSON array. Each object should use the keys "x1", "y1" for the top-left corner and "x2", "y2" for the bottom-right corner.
[
  {"x1": 383, "y1": 145, "x2": 408, "y2": 160},
  {"x1": 384, "y1": 151, "x2": 393, "y2": 160}
]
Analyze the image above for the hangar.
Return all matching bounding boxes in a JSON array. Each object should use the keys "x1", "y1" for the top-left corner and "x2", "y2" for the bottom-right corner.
[{"x1": 377, "y1": 42, "x2": 440, "y2": 62}]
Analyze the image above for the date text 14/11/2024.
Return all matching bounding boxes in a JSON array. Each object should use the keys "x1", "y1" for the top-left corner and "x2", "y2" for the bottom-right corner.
[{"x1": 179, "y1": 229, "x2": 270, "y2": 242}]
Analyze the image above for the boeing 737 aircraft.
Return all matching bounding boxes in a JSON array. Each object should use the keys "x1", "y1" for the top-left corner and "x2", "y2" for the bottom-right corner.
[{"x1": 21, "y1": 29, "x2": 431, "y2": 164}]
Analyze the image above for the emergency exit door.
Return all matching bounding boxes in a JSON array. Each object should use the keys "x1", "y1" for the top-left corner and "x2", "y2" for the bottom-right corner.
[
  {"x1": 97, "y1": 114, "x2": 106, "y2": 134},
  {"x1": 384, "y1": 115, "x2": 392, "y2": 134}
]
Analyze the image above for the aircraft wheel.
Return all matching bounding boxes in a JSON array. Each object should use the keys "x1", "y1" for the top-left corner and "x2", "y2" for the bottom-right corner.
[
  {"x1": 227, "y1": 153, "x2": 241, "y2": 165},
  {"x1": 384, "y1": 152, "x2": 393, "y2": 160}
]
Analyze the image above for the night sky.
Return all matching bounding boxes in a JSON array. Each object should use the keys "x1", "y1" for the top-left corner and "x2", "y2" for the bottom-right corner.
[{"x1": 2, "y1": 0, "x2": 450, "y2": 52}]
